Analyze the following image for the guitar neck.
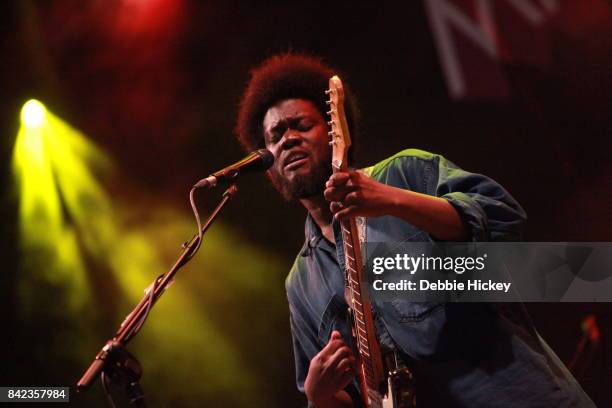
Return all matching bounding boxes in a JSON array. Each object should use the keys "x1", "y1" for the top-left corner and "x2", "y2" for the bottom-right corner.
[
  {"x1": 338, "y1": 197, "x2": 385, "y2": 398},
  {"x1": 327, "y1": 75, "x2": 416, "y2": 408},
  {"x1": 327, "y1": 75, "x2": 385, "y2": 406}
]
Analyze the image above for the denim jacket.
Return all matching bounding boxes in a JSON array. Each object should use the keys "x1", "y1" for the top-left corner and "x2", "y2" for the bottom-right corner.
[{"x1": 285, "y1": 149, "x2": 594, "y2": 407}]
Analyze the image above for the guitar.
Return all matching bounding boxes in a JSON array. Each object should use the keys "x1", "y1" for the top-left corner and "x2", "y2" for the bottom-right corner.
[{"x1": 326, "y1": 76, "x2": 416, "y2": 408}]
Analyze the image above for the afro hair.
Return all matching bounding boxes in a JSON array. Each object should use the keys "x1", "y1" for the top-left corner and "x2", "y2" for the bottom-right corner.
[{"x1": 235, "y1": 53, "x2": 358, "y2": 154}]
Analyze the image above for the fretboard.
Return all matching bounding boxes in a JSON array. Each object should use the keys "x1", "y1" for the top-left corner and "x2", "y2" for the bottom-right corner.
[{"x1": 339, "y1": 213, "x2": 385, "y2": 406}]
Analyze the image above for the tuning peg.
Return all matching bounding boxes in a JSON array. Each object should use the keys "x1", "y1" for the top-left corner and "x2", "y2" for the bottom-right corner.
[
  {"x1": 328, "y1": 131, "x2": 335, "y2": 136},
  {"x1": 325, "y1": 89, "x2": 331, "y2": 94},
  {"x1": 326, "y1": 110, "x2": 332, "y2": 115},
  {"x1": 327, "y1": 121, "x2": 333, "y2": 126},
  {"x1": 326, "y1": 100, "x2": 332, "y2": 105},
  {"x1": 329, "y1": 140, "x2": 335, "y2": 146}
]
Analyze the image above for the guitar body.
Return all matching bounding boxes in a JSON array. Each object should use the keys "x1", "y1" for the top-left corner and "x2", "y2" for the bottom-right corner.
[{"x1": 326, "y1": 76, "x2": 416, "y2": 408}]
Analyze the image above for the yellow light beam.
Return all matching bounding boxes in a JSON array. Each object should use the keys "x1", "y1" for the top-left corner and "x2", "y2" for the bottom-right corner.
[
  {"x1": 11, "y1": 100, "x2": 276, "y2": 405},
  {"x1": 21, "y1": 99, "x2": 46, "y2": 129}
]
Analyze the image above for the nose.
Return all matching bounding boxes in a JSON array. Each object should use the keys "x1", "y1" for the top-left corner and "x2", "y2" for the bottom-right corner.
[{"x1": 280, "y1": 130, "x2": 302, "y2": 150}]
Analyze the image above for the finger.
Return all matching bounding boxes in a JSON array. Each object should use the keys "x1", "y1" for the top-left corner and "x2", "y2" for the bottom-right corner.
[
  {"x1": 333, "y1": 205, "x2": 358, "y2": 221},
  {"x1": 346, "y1": 171, "x2": 360, "y2": 187},
  {"x1": 330, "y1": 331, "x2": 342, "y2": 341},
  {"x1": 328, "y1": 346, "x2": 353, "y2": 367},
  {"x1": 324, "y1": 187, "x2": 347, "y2": 202},
  {"x1": 343, "y1": 191, "x2": 362, "y2": 206},
  {"x1": 324, "y1": 185, "x2": 357, "y2": 202},
  {"x1": 326, "y1": 172, "x2": 350, "y2": 188},
  {"x1": 336, "y1": 356, "x2": 357, "y2": 373},
  {"x1": 337, "y1": 368, "x2": 356, "y2": 389},
  {"x1": 330, "y1": 201, "x2": 343, "y2": 214},
  {"x1": 321, "y1": 339, "x2": 347, "y2": 357}
]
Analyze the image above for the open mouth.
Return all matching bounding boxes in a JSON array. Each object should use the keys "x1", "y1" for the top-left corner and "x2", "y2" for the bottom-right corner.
[{"x1": 284, "y1": 152, "x2": 308, "y2": 171}]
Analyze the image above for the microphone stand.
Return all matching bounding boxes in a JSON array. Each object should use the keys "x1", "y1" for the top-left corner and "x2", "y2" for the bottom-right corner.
[{"x1": 76, "y1": 183, "x2": 239, "y2": 407}]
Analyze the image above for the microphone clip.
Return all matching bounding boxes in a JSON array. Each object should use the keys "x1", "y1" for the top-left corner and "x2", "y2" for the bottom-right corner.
[{"x1": 194, "y1": 169, "x2": 239, "y2": 189}]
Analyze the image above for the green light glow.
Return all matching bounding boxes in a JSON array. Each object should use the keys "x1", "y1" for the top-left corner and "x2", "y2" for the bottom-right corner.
[{"x1": 11, "y1": 101, "x2": 284, "y2": 406}]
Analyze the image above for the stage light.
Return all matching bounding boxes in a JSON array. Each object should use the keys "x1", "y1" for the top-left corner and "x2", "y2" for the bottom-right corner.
[
  {"x1": 11, "y1": 102, "x2": 279, "y2": 404},
  {"x1": 21, "y1": 99, "x2": 46, "y2": 128},
  {"x1": 12, "y1": 102, "x2": 111, "y2": 309}
]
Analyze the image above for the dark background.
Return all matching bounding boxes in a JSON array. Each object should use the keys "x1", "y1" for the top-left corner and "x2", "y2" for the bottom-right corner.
[{"x1": 1, "y1": 1, "x2": 611, "y2": 406}]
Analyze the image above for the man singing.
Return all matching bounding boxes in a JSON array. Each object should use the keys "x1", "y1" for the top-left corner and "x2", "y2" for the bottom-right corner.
[{"x1": 235, "y1": 53, "x2": 593, "y2": 407}]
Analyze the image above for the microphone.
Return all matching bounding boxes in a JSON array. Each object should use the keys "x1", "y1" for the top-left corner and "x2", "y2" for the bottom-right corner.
[{"x1": 194, "y1": 149, "x2": 274, "y2": 188}]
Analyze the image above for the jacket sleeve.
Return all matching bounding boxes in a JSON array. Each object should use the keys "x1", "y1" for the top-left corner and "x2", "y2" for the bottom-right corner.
[
  {"x1": 433, "y1": 154, "x2": 527, "y2": 241},
  {"x1": 288, "y1": 304, "x2": 312, "y2": 394}
]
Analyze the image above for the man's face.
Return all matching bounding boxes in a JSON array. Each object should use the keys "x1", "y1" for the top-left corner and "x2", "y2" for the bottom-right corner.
[{"x1": 262, "y1": 98, "x2": 332, "y2": 201}]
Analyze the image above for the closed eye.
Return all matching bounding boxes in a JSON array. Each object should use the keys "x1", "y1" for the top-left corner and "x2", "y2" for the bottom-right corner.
[
  {"x1": 292, "y1": 118, "x2": 314, "y2": 132},
  {"x1": 297, "y1": 122, "x2": 313, "y2": 132},
  {"x1": 267, "y1": 123, "x2": 286, "y2": 144}
]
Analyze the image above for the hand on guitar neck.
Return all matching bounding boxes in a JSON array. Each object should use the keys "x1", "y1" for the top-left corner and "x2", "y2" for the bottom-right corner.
[
  {"x1": 325, "y1": 170, "x2": 397, "y2": 219},
  {"x1": 304, "y1": 331, "x2": 357, "y2": 408},
  {"x1": 324, "y1": 170, "x2": 469, "y2": 241}
]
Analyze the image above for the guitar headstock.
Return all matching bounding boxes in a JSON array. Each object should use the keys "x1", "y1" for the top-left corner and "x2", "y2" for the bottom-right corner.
[{"x1": 326, "y1": 75, "x2": 351, "y2": 172}]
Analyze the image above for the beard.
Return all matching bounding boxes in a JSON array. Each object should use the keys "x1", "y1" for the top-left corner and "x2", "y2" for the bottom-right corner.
[{"x1": 268, "y1": 159, "x2": 332, "y2": 202}]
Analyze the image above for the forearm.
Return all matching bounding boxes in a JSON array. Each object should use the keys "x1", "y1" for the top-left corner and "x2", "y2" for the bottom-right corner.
[
  {"x1": 384, "y1": 185, "x2": 469, "y2": 241},
  {"x1": 325, "y1": 170, "x2": 471, "y2": 241}
]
